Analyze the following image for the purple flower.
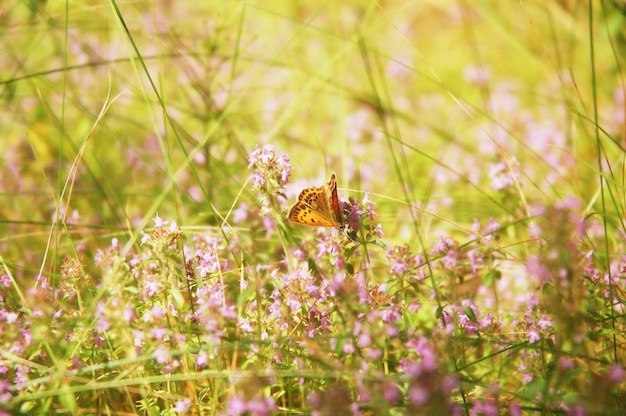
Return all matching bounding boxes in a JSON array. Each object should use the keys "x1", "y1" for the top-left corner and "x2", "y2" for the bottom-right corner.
[
  {"x1": 456, "y1": 317, "x2": 475, "y2": 336},
  {"x1": 133, "y1": 330, "x2": 145, "y2": 348},
  {"x1": 153, "y1": 344, "x2": 170, "y2": 363},
  {"x1": 526, "y1": 256, "x2": 551, "y2": 286},
  {"x1": 14, "y1": 365, "x2": 30, "y2": 385},
  {"x1": 471, "y1": 399, "x2": 499, "y2": 416},
  {"x1": 247, "y1": 144, "x2": 291, "y2": 190},
  {"x1": 95, "y1": 301, "x2": 110, "y2": 331},
  {"x1": 489, "y1": 157, "x2": 520, "y2": 191},
  {"x1": 174, "y1": 398, "x2": 191, "y2": 413},
  {"x1": 153, "y1": 214, "x2": 167, "y2": 228},
  {"x1": 383, "y1": 381, "x2": 401, "y2": 403},
  {"x1": 608, "y1": 364, "x2": 625, "y2": 383},
  {"x1": 196, "y1": 351, "x2": 208, "y2": 369},
  {"x1": 381, "y1": 304, "x2": 401, "y2": 323},
  {"x1": 536, "y1": 314, "x2": 552, "y2": 330},
  {"x1": 442, "y1": 250, "x2": 458, "y2": 268},
  {"x1": 0, "y1": 274, "x2": 10, "y2": 287},
  {"x1": 232, "y1": 203, "x2": 249, "y2": 223},
  {"x1": 251, "y1": 170, "x2": 266, "y2": 188},
  {"x1": 406, "y1": 336, "x2": 438, "y2": 371},
  {"x1": 357, "y1": 332, "x2": 371, "y2": 348},
  {"x1": 246, "y1": 397, "x2": 276, "y2": 416},
  {"x1": 4, "y1": 311, "x2": 18, "y2": 324},
  {"x1": 123, "y1": 305, "x2": 136, "y2": 322},
  {"x1": 247, "y1": 144, "x2": 274, "y2": 168},
  {"x1": 471, "y1": 218, "x2": 501, "y2": 243},
  {"x1": 390, "y1": 257, "x2": 409, "y2": 276},
  {"x1": 431, "y1": 236, "x2": 455, "y2": 256},
  {"x1": 408, "y1": 384, "x2": 429, "y2": 405},
  {"x1": 143, "y1": 274, "x2": 161, "y2": 298},
  {"x1": 527, "y1": 327, "x2": 540, "y2": 343},
  {"x1": 510, "y1": 401, "x2": 522, "y2": 416},
  {"x1": 558, "y1": 357, "x2": 575, "y2": 371},
  {"x1": 276, "y1": 154, "x2": 291, "y2": 183},
  {"x1": 227, "y1": 395, "x2": 247, "y2": 415},
  {"x1": 345, "y1": 200, "x2": 363, "y2": 232},
  {"x1": 485, "y1": 218, "x2": 500, "y2": 234},
  {"x1": 0, "y1": 380, "x2": 11, "y2": 403},
  {"x1": 151, "y1": 327, "x2": 168, "y2": 340},
  {"x1": 467, "y1": 249, "x2": 482, "y2": 276},
  {"x1": 362, "y1": 193, "x2": 377, "y2": 221}
]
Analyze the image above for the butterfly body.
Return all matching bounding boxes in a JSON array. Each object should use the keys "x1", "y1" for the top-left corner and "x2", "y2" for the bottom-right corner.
[{"x1": 288, "y1": 172, "x2": 342, "y2": 227}]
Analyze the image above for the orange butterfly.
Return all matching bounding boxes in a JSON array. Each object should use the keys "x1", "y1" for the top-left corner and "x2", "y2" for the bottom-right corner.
[{"x1": 288, "y1": 172, "x2": 343, "y2": 228}]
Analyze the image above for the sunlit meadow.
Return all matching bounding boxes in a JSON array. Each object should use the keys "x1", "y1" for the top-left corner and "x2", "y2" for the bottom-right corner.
[{"x1": 1, "y1": 1, "x2": 625, "y2": 415}]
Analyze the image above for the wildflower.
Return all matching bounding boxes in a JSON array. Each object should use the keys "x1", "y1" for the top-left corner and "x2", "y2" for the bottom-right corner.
[
  {"x1": 232, "y1": 203, "x2": 250, "y2": 223},
  {"x1": 227, "y1": 395, "x2": 247, "y2": 415},
  {"x1": 405, "y1": 336, "x2": 438, "y2": 372},
  {"x1": 123, "y1": 305, "x2": 135, "y2": 322},
  {"x1": 526, "y1": 256, "x2": 551, "y2": 286},
  {"x1": 558, "y1": 357, "x2": 575, "y2": 371},
  {"x1": 489, "y1": 157, "x2": 519, "y2": 191},
  {"x1": 94, "y1": 301, "x2": 110, "y2": 331},
  {"x1": 471, "y1": 398, "x2": 499, "y2": 416},
  {"x1": 150, "y1": 327, "x2": 168, "y2": 340},
  {"x1": 608, "y1": 364, "x2": 625, "y2": 383},
  {"x1": 362, "y1": 193, "x2": 377, "y2": 221},
  {"x1": 383, "y1": 381, "x2": 401, "y2": 403},
  {"x1": 0, "y1": 379, "x2": 11, "y2": 403},
  {"x1": 527, "y1": 327, "x2": 540, "y2": 343},
  {"x1": 458, "y1": 300, "x2": 480, "y2": 335},
  {"x1": 536, "y1": 314, "x2": 552, "y2": 330},
  {"x1": 0, "y1": 274, "x2": 10, "y2": 287},
  {"x1": 246, "y1": 397, "x2": 277, "y2": 416},
  {"x1": 344, "y1": 197, "x2": 364, "y2": 232},
  {"x1": 141, "y1": 215, "x2": 182, "y2": 249},
  {"x1": 247, "y1": 144, "x2": 291, "y2": 190},
  {"x1": 14, "y1": 365, "x2": 29, "y2": 385},
  {"x1": 408, "y1": 384, "x2": 429, "y2": 405},
  {"x1": 196, "y1": 351, "x2": 208, "y2": 369},
  {"x1": 467, "y1": 249, "x2": 482, "y2": 276},
  {"x1": 174, "y1": 398, "x2": 191, "y2": 413},
  {"x1": 143, "y1": 274, "x2": 162, "y2": 298},
  {"x1": 4, "y1": 312, "x2": 18, "y2": 324},
  {"x1": 431, "y1": 236, "x2": 455, "y2": 256},
  {"x1": 387, "y1": 245, "x2": 411, "y2": 277},
  {"x1": 510, "y1": 401, "x2": 522, "y2": 416},
  {"x1": 238, "y1": 317, "x2": 253, "y2": 333},
  {"x1": 153, "y1": 344, "x2": 170, "y2": 364},
  {"x1": 357, "y1": 331, "x2": 371, "y2": 348}
]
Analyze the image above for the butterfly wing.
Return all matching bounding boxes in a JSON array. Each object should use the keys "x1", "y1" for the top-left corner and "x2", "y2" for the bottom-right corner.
[
  {"x1": 288, "y1": 201, "x2": 339, "y2": 227},
  {"x1": 327, "y1": 172, "x2": 342, "y2": 225},
  {"x1": 288, "y1": 174, "x2": 342, "y2": 227}
]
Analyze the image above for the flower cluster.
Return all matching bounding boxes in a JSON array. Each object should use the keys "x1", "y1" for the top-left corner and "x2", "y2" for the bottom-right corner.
[
  {"x1": 247, "y1": 144, "x2": 291, "y2": 192},
  {"x1": 489, "y1": 157, "x2": 520, "y2": 191}
]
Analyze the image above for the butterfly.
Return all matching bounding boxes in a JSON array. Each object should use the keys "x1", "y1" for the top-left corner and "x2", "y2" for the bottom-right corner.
[{"x1": 288, "y1": 172, "x2": 343, "y2": 228}]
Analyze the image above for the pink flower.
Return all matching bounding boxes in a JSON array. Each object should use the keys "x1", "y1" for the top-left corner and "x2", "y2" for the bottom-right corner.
[
  {"x1": 527, "y1": 327, "x2": 541, "y2": 343},
  {"x1": 408, "y1": 384, "x2": 429, "y2": 405},
  {"x1": 247, "y1": 144, "x2": 291, "y2": 189},
  {"x1": 227, "y1": 395, "x2": 247, "y2": 415},
  {"x1": 608, "y1": 364, "x2": 625, "y2": 383},
  {"x1": 196, "y1": 351, "x2": 208, "y2": 369},
  {"x1": 174, "y1": 398, "x2": 191, "y2": 413},
  {"x1": 471, "y1": 399, "x2": 499, "y2": 416}
]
